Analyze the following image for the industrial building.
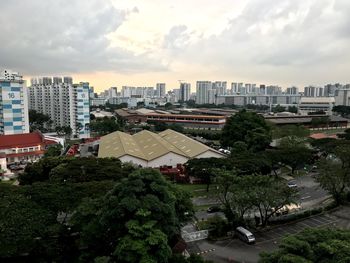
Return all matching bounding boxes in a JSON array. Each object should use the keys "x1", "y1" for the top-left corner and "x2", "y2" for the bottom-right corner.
[{"x1": 98, "y1": 129, "x2": 224, "y2": 167}]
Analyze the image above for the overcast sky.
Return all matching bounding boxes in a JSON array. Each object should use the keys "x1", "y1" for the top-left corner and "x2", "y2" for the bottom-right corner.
[{"x1": 1, "y1": 0, "x2": 350, "y2": 91}]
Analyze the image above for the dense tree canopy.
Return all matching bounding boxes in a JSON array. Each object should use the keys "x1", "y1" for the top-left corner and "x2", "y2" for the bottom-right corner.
[
  {"x1": 316, "y1": 144, "x2": 350, "y2": 204},
  {"x1": 260, "y1": 228, "x2": 350, "y2": 263},
  {"x1": 333, "y1": 105, "x2": 350, "y2": 117},
  {"x1": 221, "y1": 110, "x2": 272, "y2": 151},
  {"x1": 90, "y1": 116, "x2": 121, "y2": 135},
  {"x1": 217, "y1": 171, "x2": 298, "y2": 227},
  {"x1": 29, "y1": 109, "x2": 52, "y2": 132},
  {"x1": 72, "y1": 169, "x2": 194, "y2": 262},
  {"x1": 19, "y1": 157, "x2": 134, "y2": 185}
]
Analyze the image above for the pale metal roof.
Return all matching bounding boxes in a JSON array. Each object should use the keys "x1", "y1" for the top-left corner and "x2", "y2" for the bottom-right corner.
[
  {"x1": 98, "y1": 129, "x2": 223, "y2": 160},
  {"x1": 158, "y1": 129, "x2": 219, "y2": 158}
]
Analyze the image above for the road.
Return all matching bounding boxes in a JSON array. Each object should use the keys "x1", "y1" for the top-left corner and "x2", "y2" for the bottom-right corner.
[
  {"x1": 187, "y1": 206, "x2": 350, "y2": 263},
  {"x1": 193, "y1": 173, "x2": 330, "y2": 221}
]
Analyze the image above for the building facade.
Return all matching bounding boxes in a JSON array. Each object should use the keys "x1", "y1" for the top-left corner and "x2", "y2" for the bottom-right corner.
[
  {"x1": 196, "y1": 81, "x2": 212, "y2": 104},
  {"x1": 0, "y1": 70, "x2": 29, "y2": 135},
  {"x1": 156, "y1": 83, "x2": 166, "y2": 98},
  {"x1": 28, "y1": 77, "x2": 90, "y2": 138},
  {"x1": 179, "y1": 83, "x2": 191, "y2": 102}
]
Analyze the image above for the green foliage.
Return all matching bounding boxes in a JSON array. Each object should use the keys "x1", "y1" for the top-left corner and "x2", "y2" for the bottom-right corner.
[
  {"x1": 19, "y1": 157, "x2": 133, "y2": 185},
  {"x1": 216, "y1": 171, "x2": 298, "y2": 227},
  {"x1": 315, "y1": 144, "x2": 350, "y2": 204},
  {"x1": 221, "y1": 110, "x2": 272, "y2": 151},
  {"x1": 259, "y1": 228, "x2": 350, "y2": 263},
  {"x1": 311, "y1": 116, "x2": 330, "y2": 128},
  {"x1": 44, "y1": 144, "x2": 63, "y2": 157},
  {"x1": 185, "y1": 158, "x2": 232, "y2": 191},
  {"x1": 333, "y1": 105, "x2": 350, "y2": 117},
  {"x1": 272, "y1": 125, "x2": 310, "y2": 139},
  {"x1": 278, "y1": 136, "x2": 313, "y2": 174},
  {"x1": 338, "y1": 128, "x2": 350, "y2": 140},
  {"x1": 73, "y1": 168, "x2": 193, "y2": 262},
  {"x1": 90, "y1": 116, "x2": 120, "y2": 135},
  {"x1": 272, "y1": 104, "x2": 286, "y2": 113},
  {"x1": 55, "y1": 126, "x2": 72, "y2": 138},
  {"x1": 169, "y1": 254, "x2": 213, "y2": 263},
  {"x1": 29, "y1": 109, "x2": 52, "y2": 132}
]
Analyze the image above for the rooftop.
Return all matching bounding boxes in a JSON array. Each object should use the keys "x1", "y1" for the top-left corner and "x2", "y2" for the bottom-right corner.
[
  {"x1": 0, "y1": 131, "x2": 57, "y2": 150},
  {"x1": 98, "y1": 129, "x2": 223, "y2": 160}
]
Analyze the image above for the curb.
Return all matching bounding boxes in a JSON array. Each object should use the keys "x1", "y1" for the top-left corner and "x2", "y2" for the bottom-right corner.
[{"x1": 196, "y1": 248, "x2": 216, "y2": 255}]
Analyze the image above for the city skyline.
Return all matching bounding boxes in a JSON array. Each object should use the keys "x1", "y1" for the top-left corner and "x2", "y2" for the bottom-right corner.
[{"x1": 2, "y1": 0, "x2": 350, "y2": 92}]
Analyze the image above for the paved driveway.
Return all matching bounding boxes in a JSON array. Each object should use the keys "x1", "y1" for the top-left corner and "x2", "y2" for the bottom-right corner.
[{"x1": 187, "y1": 210, "x2": 344, "y2": 263}]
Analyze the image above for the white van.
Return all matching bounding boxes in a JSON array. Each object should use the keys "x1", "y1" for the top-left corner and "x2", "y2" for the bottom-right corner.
[{"x1": 235, "y1": 227, "x2": 255, "y2": 244}]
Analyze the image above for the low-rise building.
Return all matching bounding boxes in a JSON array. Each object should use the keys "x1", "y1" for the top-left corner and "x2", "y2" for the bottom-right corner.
[
  {"x1": 0, "y1": 131, "x2": 58, "y2": 164},
  {"x1": 98, "y1": 129, "x2": 224, "y2": 167},
  {"x1": 298, "y1": 97, "x2": 335, "y2": 115}
]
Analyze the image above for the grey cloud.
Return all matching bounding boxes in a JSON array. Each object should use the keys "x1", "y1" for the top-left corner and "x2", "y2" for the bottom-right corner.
[
  {"x1": 163, "y1": 25, "x2": 191, "y2": 50},
  {"x1": 165, "y1": 0, "x2": 350, "y2": 84},
  {"x1": 0, "y1": 0, "x2": 165, "y2": 75}
]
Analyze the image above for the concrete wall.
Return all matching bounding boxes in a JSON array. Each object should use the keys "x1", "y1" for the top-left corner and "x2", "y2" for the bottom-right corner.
[
  {"x1": 148, "y1": 152, "x2": 188, "y2": 168},
  {"x1": 119, "y1": 155, "x2": 148, "y2": 167},
  {"x1": 195, "y1": 150, "x2": 225, "y2": 159}
]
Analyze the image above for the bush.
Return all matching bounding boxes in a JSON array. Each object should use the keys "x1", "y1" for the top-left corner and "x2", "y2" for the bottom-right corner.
[{"x1": 197, "y1": 215, "x2": 231, "y2": 239}]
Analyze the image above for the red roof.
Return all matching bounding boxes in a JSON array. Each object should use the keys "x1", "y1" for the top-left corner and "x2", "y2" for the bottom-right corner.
[
  {"x1": 309, "y1": 133, "x2": 338, "y2": 140},
  {"x1": 0, "y1": 131, "x2": 53, "y2": 150}
]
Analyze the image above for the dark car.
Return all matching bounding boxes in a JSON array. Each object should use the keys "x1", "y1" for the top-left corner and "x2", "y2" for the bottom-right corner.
[{"x1": 207, "y1": 206, "x2": 221, "y2": 213}]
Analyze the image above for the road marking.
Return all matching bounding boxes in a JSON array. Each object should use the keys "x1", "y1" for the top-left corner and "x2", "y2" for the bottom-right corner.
[
  {"x1": 301, "y1": 196, "x2": 311, "y2": 200},
  {"x1": 197, "y1": 248, "x2": 216, "y2": 255}
]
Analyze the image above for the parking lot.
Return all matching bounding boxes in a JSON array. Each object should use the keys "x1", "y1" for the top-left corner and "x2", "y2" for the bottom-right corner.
[
  {"x1": 187, "y1": 211, "x2": 343, "y2": 263},
  {"x1": 254, "y1": 214, "x2": 337, "y2": 244}
]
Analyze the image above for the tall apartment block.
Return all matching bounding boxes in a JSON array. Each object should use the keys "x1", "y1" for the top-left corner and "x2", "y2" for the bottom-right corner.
[
  {"x1": 196, "y1": 81, "x2": 212, "y2": 104},
  {"x1": 179, "y1": 83, "x2": 191, "y2": 102},
  {"x1": 0, "y1": 70, "x2": 29, "y2": 135},
  {"x1": 156, "y1": 83, "x2": 166, "y2": 98},
  {"x1": 28, "y1": 77, "x2": 90, "y2": 139}
]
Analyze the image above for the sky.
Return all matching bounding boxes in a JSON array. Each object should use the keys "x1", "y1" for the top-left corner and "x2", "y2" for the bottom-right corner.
[{"x1": 1, "y1": 0, "x2": 350, "y2": 92}]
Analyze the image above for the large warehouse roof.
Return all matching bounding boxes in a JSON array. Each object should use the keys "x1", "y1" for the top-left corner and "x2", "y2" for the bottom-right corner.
[
  {"x1": 98, "y1": 129, "x2": 223, "y2": 161},
  {"x1": 158, "y1": 129, "x2": 215, "y2": 158}
]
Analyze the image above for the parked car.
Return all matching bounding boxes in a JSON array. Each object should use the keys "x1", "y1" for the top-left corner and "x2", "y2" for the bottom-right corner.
[
  {"x1": 287, "y1": 181, "x2": 298, "y2": 188},
  {"x1": 207, "y1": 206, "x2": 221, "y2": 213},
  {"x1": 235, "y1": 227, "x2": 255, "y2": 244}
]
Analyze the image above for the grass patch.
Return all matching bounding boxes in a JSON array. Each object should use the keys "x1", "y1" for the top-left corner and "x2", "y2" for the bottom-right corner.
[
  {"x1": 175, "y1": 184, "x2": 219, "y2": 197},
  {"x1": 194, "y1": 204, "x2": 212, "y2": 212},
  {"x1": 310, "y1": 128, "x2": 346, "y2": 135}
]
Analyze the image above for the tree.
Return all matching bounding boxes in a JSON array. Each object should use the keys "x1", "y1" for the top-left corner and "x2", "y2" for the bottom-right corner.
[
  {"x1": 278, "y1": 136, "x2": 312, "y2": 174},
  {"x1": 316, "y1": 159, "x2": 349, "y2": 205},
  {"x1": 333, "y1": 105, "x2": 350, "y2": 117},
  {"x1": 165, "y1": 102, "x2": 173, "y2": 109},
  {"x1": 287, "y1": 105, "x2": 298, "y2": 114},
  {"x1": 272, "y1": 104, "x2": 286, "y2": 113},
  {"x1": 338, "y1": 128, "x2": 350, "y2": 140},
  {"x1": 29, "y1": 109, "x2": 51, "y2": 132},
  {"x1": 19, "y1": 157, "x2": 134, "y2": 185},
  {"x1": 216, "y1": 173, "x2": 298, "y2": 227},
  {"x1": 315, "y1": 144, "x2": 350, "y2": 204},
  {"x1": 44, "y1": 144, "x2": 63, "y2": 157},
  {"x1": 260, "y1": 228, "x2": 350, "y2": 263},
  {"x1": 221, "y1": 110, "x2": 272, "y2": 151},
  {"x1": 72, "y1": 169, "x2": 193, "y2": 262},
  {"x1": 185, "y1": 158, "x2": 232, "y2": 191},
  {"x1": 272, "y1": 125, "x2": 310, "y2": 139},
  {"x1": 90, "y1": 117, "x2": 120, "y2": 135},
  {"x1": 248, "y1": 175, "x2": 299, "y2": 226}
]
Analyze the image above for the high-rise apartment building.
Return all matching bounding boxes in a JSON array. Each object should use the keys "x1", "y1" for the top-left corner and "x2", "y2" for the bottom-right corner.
[
  {"x1": 28, "y1": 77, "x2": 90, "y2": 138},
  {"x1": 304, "y1": 86, "x2": 324, "y2": 97},
  {"x1": 156, "y1": 83, "x2": 166, "y2": 98},
  {"x1": 179, "y1": 83, "x2": 191, "y2": 102},
  {"x1": 0, "y1": 70, "x2": 29, "y2": 135},
  {"x1": 212, "y1": 81, "x2": 227, "y2": 96},
  {"x1": 196, "y1": 81, "x2": 212, "y2": 104},
  {"x1": 286, "y1": 87, "x2": 299, "y2": 95}
]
